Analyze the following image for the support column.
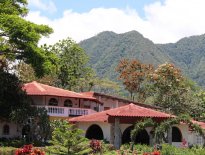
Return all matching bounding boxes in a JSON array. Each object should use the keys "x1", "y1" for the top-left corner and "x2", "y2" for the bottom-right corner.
[
  {"x1": 116, "y1": 100, "x2": 119, "y2": 108},
  {"x1": 110, "y1": 123, "x2": 114, "y2": 144},
  {"x1": 114, "y1": 117, "x2": 121, "y2": 149},
  {"x1": 167, "y1": 127, "x2": 172, "y2": 145},
  {"x1": 149, "y1": 129, "x2": 154, "y2": 146}
]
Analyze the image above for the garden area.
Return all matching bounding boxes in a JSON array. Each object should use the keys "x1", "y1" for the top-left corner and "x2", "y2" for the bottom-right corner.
[
  {"x1": 1, "y1": 141, "x2": 205, "y2": 155},
  {"x1": 0, "y1": 120, "x2": 205, "y2": 155}
]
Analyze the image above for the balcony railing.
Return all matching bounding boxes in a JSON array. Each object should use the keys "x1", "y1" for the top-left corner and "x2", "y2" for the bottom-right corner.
[{"x1": 36, "y1": 105, "x2": 97, "y2": 117}]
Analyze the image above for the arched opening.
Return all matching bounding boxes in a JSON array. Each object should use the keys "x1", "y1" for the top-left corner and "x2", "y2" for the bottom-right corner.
[
  {"x1": 122, "y1": 126, "x2": 149, "y2": 145},
  {"x1": 48, "y1": 98, "x2": 58, "y2": 106},
  {"x1": 64, "y1": 99, "x2": 73, "y2": 107},
  {"x1": 3, "y1": 124, "x2": 10, "y2": 135},
  {"x1": 172, "y1": 126, "x2": 182, "y2": 142},
  {"x1": 86, "y1": 124, "x2": 104, "y2": 140}
]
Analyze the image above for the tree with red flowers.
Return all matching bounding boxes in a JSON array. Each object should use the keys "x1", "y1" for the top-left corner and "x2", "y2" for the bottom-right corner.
[
  {"x1": 148, "y1": 63, "x2": 204, "y2": 116},
  {"x1": 116, "y1": 58, "x2": 153, "y2": 101}
]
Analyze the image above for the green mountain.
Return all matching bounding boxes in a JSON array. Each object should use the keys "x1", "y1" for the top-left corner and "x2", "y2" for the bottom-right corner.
[
  {"x1": 79, "y1": 31, "x2": 205, "y2": 86},
  {"x1": 80, "y1": 31, "x2": 171, "y2": 81},
  {"x1": 158, "y1": 34, "x2": 205, "y2": 86}
]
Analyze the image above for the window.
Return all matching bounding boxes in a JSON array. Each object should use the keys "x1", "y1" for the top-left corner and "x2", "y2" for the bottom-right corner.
[
  {"x1": 3, "y1": 124, "x2": 9, "y2": 135},
  {"x1": 196, "y1": 135, "x2": 203, "y2": 145},
  {"x1": 104, "y1": 107, "x2": 110, "y2": 111},
  {"x1": 64, "y1": 99, "x2": 73, "y2": 107},
  {"x1": 94, "y1": 107, "x2": 99, "y2": 111},
  {"x1": 48, "y1": 98, "x2": 58, "y2": 106}
]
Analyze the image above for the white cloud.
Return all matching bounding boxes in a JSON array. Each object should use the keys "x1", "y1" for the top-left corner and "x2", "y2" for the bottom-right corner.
[
  {"x1": 28, "y1": 0, "x2": 57, "y2": 13},
  {"x1": 26, "y1": 0, "x2": 205, "y2": 45}
]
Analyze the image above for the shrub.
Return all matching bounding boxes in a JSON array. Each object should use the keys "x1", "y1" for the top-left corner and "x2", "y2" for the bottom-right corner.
[
  {"x1": 0, "y1": 147, "x2": 16, "y2": 154},
  {"x1": 90, "y1": 139, "x2": 102, "y2": 153},
  {"x1": 47, "y1": 120, "x2": 91, "y2": 155}
]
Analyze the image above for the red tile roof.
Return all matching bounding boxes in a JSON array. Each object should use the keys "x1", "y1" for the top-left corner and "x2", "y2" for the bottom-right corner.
[
  {"x1": 107, "y1": 103, "x2": 173, "y2": 118},
  {"x1": 81, "y1": 91, "x2": 160, "y2": 109},
  {"x1": 69, "y1": 110, "x2": 109, "y2": 122},
  {"x1": 69, "y1": 103, "x2": 173, "y2": 123},
  {"x1": 23, "y1": 81, "x2": 101, "y2": 103},
  {"x1": 192, "y1": 120, "x2": 205, "y2": 129}
]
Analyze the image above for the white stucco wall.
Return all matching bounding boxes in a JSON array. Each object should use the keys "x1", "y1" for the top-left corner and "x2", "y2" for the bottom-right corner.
[
  {"x1": 31, "y1": 95, "x2": 100, "y2": 111},
  {"x1": 31, "y1": 96, "x2": 44, "y2": 105},
  {"x1": 95, "y1": 95, "x2": 128, "y2": 111},
  {"x1": 171, "y1": 124, "x2": 189, "y2": 147},
  {"x1": 75, "y1": 121, "x2": 204, "y2": 147},
  {"x1": 0, "y1": 122, "x2": 20, "y2": 138},
  {"x1": 76, "y1": 122, "x2": 154, "y2": 144},
  {"x1": 76, "y1": 122, "x2": 111, "y2": 141}
]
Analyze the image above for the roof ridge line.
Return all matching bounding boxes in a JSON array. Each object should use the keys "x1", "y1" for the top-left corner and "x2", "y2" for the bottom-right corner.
[{"x1": 33, "y1": 81, "x2": 45, "y2": 92}]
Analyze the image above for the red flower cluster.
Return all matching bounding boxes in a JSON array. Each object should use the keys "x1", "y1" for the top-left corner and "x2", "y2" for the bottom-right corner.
[
  {"x1": 90, "y1": 139, "x2": 102, "y2": 153},
  {"x1": 15, "y1": 144, "x2": 45, "y2": 155},
  {"x1": 143, "y1": 150, "x2": 160, "y2": 155}
]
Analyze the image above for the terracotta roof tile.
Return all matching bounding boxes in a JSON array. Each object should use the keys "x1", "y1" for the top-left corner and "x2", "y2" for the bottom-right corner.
[
  {"x1": 69, "y1": 111, "x2": 109, "y2": 122},
  {"x1": 81, "y1": 91, "x2": 160, "y2": 109},
  {"x1": 192, "y1": 120, "x2": 205, "y2": 129},
  {"x1": 69, "y1": 103, "x2": 173, "y2": 123},
  {"x1": 22, "y1": 81, "x2": 101, "y2": 103},
  {"x1": 107, "y1": 103, "x2": 173, "y2": 118}
]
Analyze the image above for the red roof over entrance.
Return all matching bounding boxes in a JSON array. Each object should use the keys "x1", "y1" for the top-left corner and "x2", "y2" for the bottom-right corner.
[
  {"x1": 107, "y1": 103, "x2": 173, "y2": 118},
  {"x1": 69, "y1": 103, "x2": 173, "y2": 123},
  {"x1": 23, "y1": 81, "x2": 102, "y2": 103}
]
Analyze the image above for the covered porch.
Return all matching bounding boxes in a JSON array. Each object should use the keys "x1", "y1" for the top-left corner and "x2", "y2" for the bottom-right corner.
[{"x1": 69, "y1": 103, "x2": 176, "y2": 149}]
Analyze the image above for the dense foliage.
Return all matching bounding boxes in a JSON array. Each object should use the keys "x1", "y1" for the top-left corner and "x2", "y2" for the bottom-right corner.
[
  {"x1": 0, "y1": 0, "x2": 57, "y2": 76},
  {"x1": 148, "y1": 63, "x2": 205, "y2": 118},
  {"x1": 159, "y1": 34, "x2": 205, "y2": 87},
  {"x1": 16, "y1": 62, "x2": 57, "y2": 85},
  {"x1": 115, "y1": 144, "x2": 205, "y2": 155},
  {"x1": 116, "y1": 58, "x2": 153, "y2": 101},
  {"x1": 47, "y1": 120, "x2": 90, "y2": 155},
  {"x1": 2, "y1": 144, "x2": 205, "y2": 155},
  {"x1": 149, "y1": 63, "x2": 194, "y2": 115},
  {"x1": 44, "y1": 38, "x2": 95, "y2": 91},
  {"x1": 0, "y1": 69, "x2": 31, "y2": 120}
]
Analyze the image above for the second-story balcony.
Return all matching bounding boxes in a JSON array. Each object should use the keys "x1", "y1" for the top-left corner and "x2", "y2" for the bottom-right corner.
[{"x1": 36, "y1": 105, "x2": 97, "y2": 117}]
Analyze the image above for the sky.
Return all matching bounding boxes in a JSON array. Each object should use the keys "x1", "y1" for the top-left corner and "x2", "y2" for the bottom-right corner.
[{"x1": 27, "y1": 0, "x2": 205, "y2": 45}]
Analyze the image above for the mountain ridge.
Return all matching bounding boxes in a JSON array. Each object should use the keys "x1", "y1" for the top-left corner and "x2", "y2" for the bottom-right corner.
[{"x1": 79, "y1": 31, "x2": 205, "y2": 86}]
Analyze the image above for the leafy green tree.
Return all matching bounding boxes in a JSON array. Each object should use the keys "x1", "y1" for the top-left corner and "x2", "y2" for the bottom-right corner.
[
  {"x1": 148, "y1": 63, "x2": 203, "y2": 115},
  {"x1": 116, "y1": 58, "x2": 153, "y2": 101},
  {"x1": 0, "y1": 0, "x2": 57, "y2": 76},
  {"x1": 45, "y1": 38, "x2": 95, "y2": 91},
  {"x1": 48, "y1": 120, "x2": 90, "y2": 155},
  {"x1": 16, "y1": 61, "x2": 57, "y2": 85},
  {"x1": 0, "y1": 68, "x2": 31, "y2": 120},
  {"x1": 92, "y1": 78, "x2": 122, "y2": 96},
  {"x1": 195, "y1": 91, "x2": 205, "y2": 121}
]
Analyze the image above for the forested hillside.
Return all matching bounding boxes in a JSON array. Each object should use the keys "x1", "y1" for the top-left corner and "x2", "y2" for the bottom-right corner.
[
  {"x1": 80, "y1": 31, "x2": 171, "y2": 81},
  {"x1": 158, "y1": 34, "x2": 205, "y2": 86},
  {"x1": 80, "y1": 31, "x2": 205, "y2": 86}
]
